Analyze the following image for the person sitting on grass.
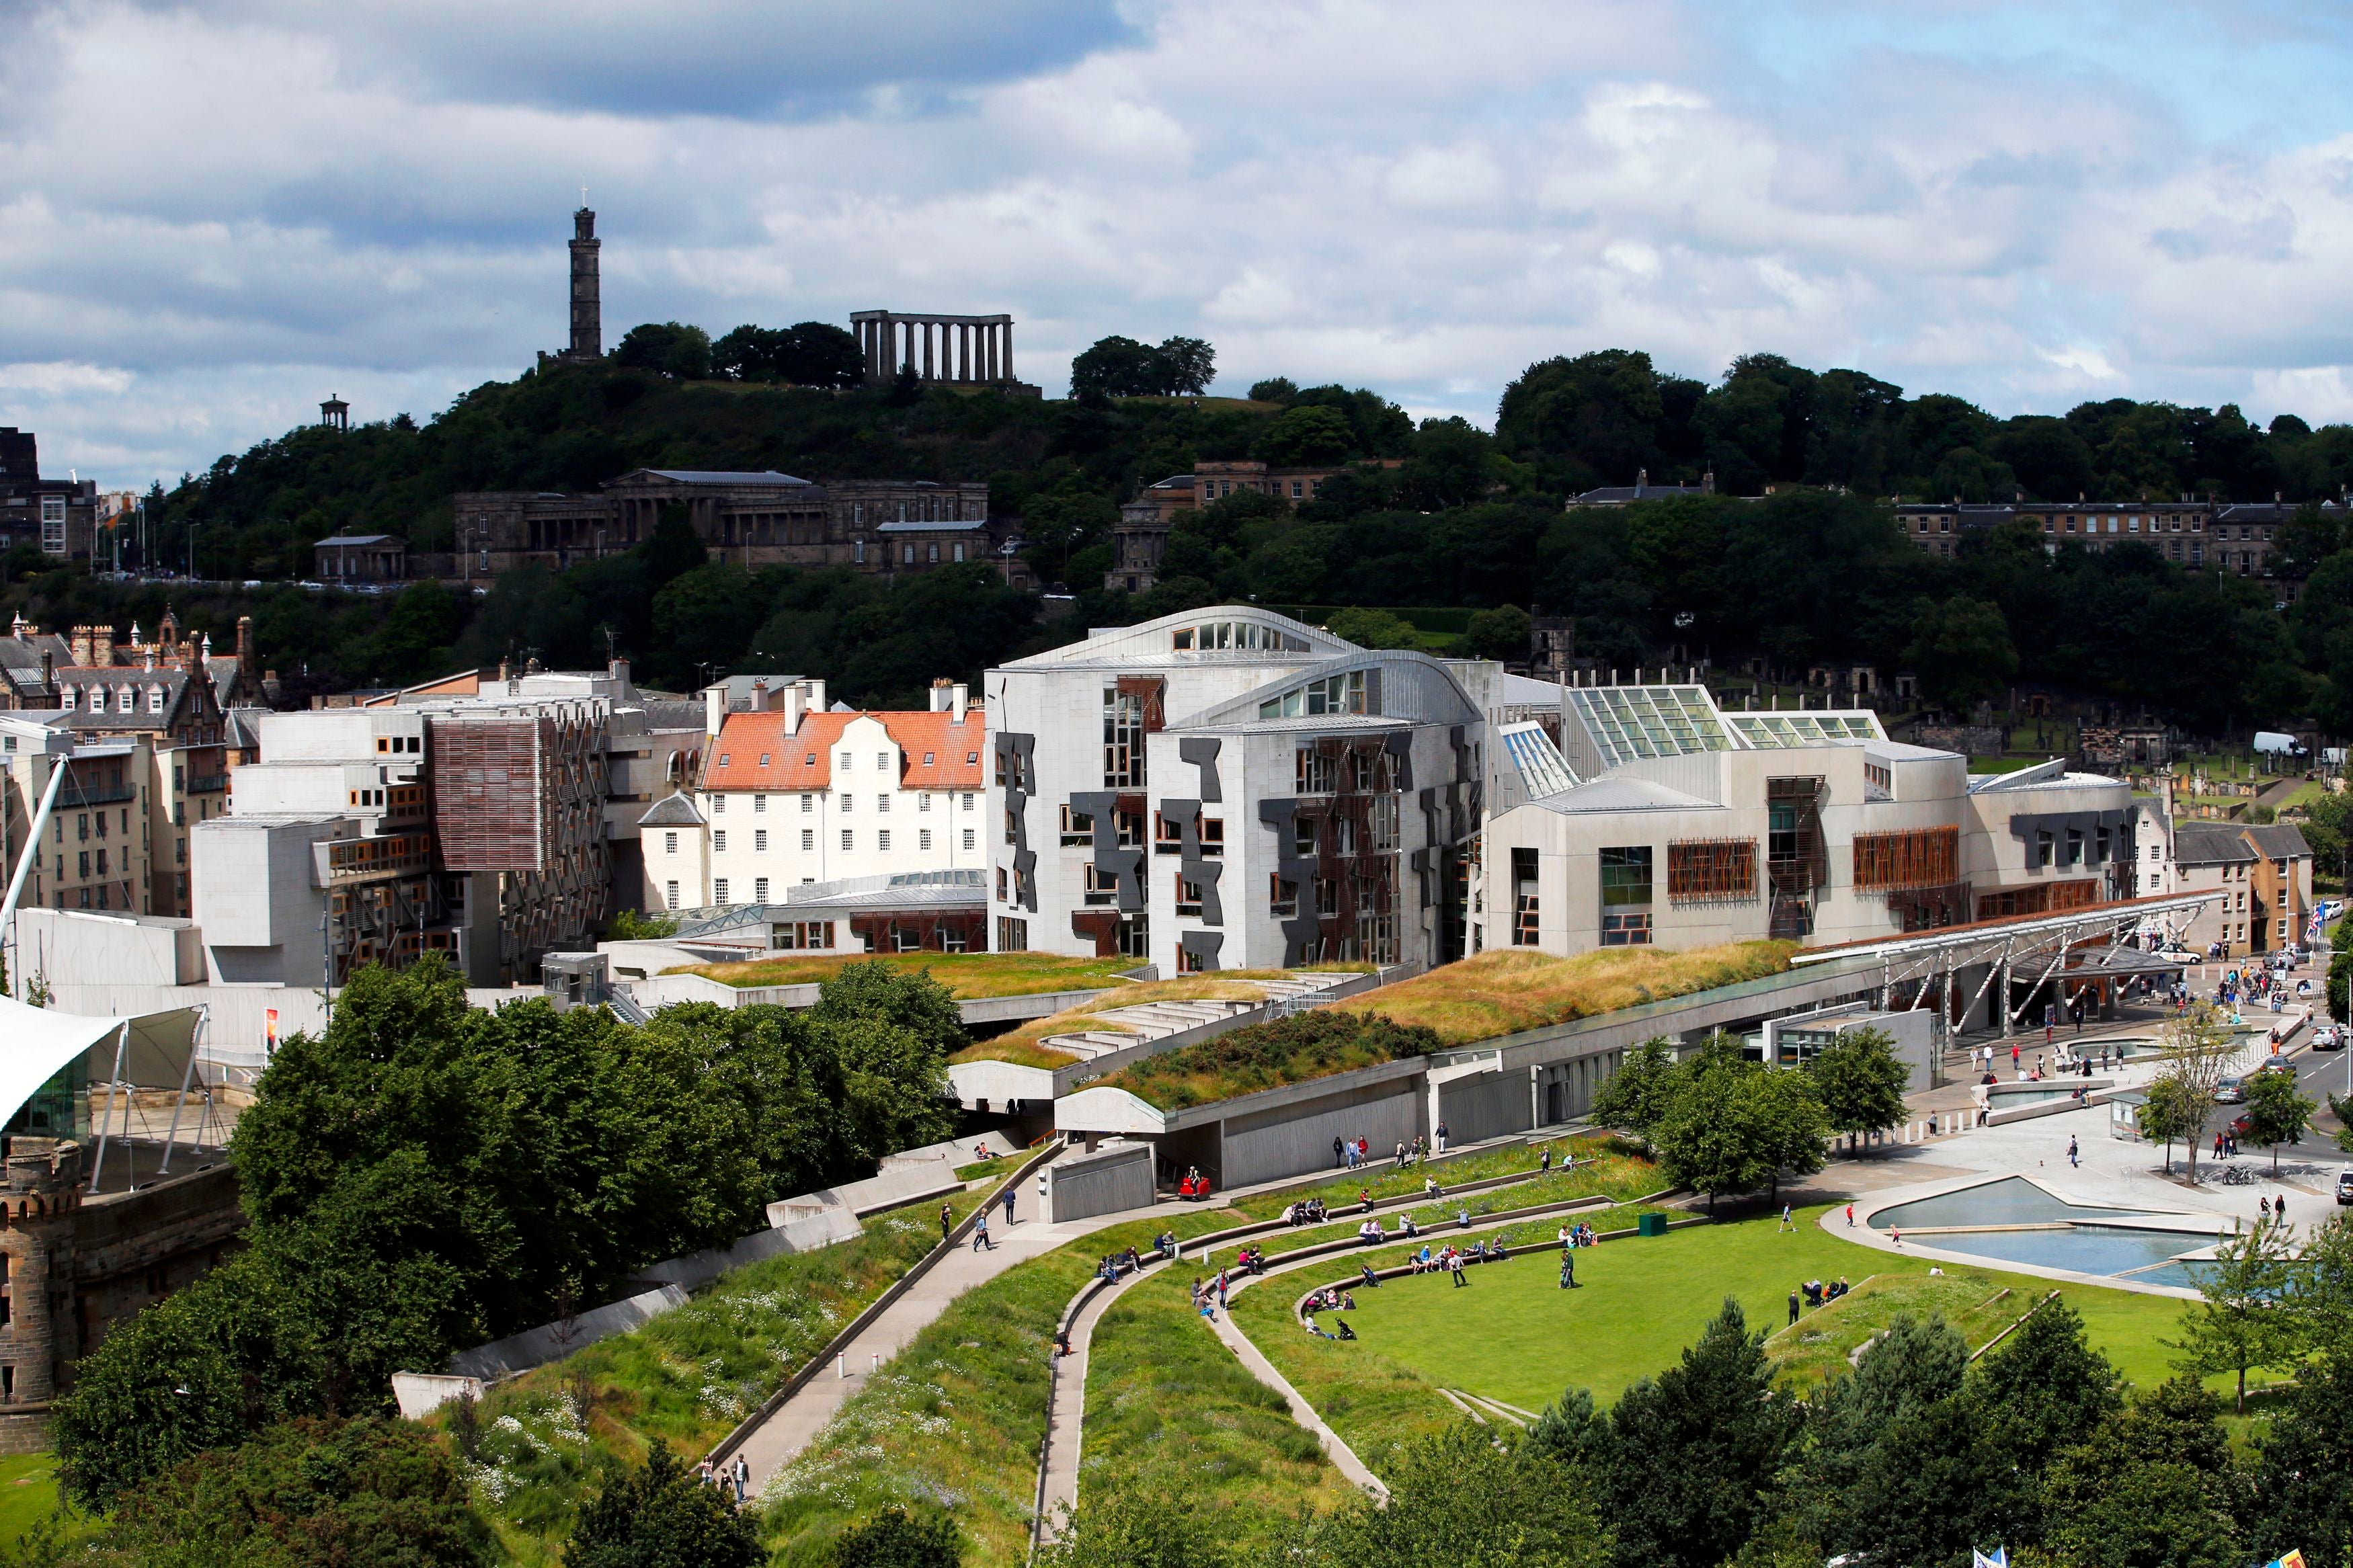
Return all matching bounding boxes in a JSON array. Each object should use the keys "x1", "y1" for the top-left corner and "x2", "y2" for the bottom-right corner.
[
  {"x1": 1305, "y1": 1313, "x2": 1332, "y2": 1339},
  {"x1": 1342, "y1": 1290, "x2": 1357, "y2": 1310}
]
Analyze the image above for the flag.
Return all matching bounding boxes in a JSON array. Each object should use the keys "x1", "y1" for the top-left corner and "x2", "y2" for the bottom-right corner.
[
  {"x1": 2265, "y1": 1552, "x2": 2308, "y2": 1568},
  {"x1": 1973, "y1": 1550, "x2": 2007, "y2": 1568},
  {"x1": 264, "y1": 1006, "x2": 280, "y2": 1057}
]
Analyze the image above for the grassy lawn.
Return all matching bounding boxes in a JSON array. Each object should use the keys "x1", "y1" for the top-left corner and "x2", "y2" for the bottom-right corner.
[
  {"x1": 1288, "y1": 1206, "x2": 2200, "y2": 1426},
  {"x1": 453, "y1": 1187, "x2": 992, "y2": 1565},
  {"x1": 760, "y1": 1204, "x2": 1258, "y2": 1568},
  {"x1": 1344, "y1": 943, "x2": 1795, "y2": 1046},
  {"x1": 947, "y1": 971, "x2": 1367, "y2": 1071},
  {"x1": 1224, "y1": 1132, "x2": 1639, "y2": 1223},
  {"x1": 674, "y1": 951, "x2": 1142, "y2": 997},
  {"x1": 0, "y1": 1454, "x2": 91, "y2": 1555}
]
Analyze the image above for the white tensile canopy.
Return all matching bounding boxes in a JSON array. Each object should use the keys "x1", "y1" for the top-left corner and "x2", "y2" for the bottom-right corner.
[{"x1": 0, "y1": 996, "x2": 208, "y2": 1191}]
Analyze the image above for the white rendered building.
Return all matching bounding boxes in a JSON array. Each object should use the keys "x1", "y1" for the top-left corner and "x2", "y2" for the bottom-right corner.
[
  {"x1": 643, "y1": 677, "x2": 987, "y2": 921},
  {"x1": 986, "y1": 606, "x2": 1488, "y2": 974},
  {"x1": 1478, "y1": 678, "x2": 2139, "y2": 956}
]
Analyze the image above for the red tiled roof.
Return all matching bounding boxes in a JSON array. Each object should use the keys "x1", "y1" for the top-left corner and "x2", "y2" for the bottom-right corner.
[{"x1": 704, "y1": 708, "x2": 985, "y2": 792}]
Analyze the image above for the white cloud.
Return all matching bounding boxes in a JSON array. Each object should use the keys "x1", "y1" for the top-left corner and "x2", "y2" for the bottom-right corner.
[{"x1": 6, "y1": 0, "x2": 2353, "y2": 484}]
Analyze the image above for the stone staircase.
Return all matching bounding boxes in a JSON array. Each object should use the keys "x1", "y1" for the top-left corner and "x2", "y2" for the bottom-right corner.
[{"x1": 1039, "y1": 971, "x2": 1361, "y2": 1063}]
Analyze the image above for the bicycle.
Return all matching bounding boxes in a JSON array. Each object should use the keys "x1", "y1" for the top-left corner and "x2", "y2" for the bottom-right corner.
[{"x1": 2216, "y1": 1165, "x2": 2254, "y2": 1187}]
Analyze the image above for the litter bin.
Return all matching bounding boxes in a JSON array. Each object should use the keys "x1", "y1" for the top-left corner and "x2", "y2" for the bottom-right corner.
[{"x1": 1636, "y1": 1213, "x2": 1668, "y2": 1237}]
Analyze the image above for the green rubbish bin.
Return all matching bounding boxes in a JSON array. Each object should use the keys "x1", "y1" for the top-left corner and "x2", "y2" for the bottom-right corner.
[{"x1": 1636, "y1": 1213, "x2": 1668, "y2": 1238}]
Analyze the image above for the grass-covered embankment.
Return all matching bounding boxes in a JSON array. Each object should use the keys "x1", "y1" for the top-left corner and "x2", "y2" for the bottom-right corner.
[
  {"x1": 1092, "y1": 1142, "x2": 1667, "y2": 1506},
  {"x1": 760, "y1": 1206, "x2": 1254, "y2": 1568},
  {"x1": 676, "y1": 951, "x2": 1142, "y2": 996},
  {"x1": 946, "y1": 969, "x2": 1373, "y2": 1072},
  {"x1": 1093, "y1": 1009, "x2": 1433, "y2": 1110},
  {"x1": 451, "y1": 1187, "x2": 991, "y2": 1566},
  {"x1": 1349, "y1": 942, "x2": 1797, "y2": 1046}
]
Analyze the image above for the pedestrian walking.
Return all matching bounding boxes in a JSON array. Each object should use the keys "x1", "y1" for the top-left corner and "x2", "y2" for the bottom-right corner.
[
  {"x1": 1560, "y1": 1254, "x2": 1574, "y2": 1289},
  {"x1": 940, "y1": 1203, "x2": 952, "y2": 1243},
  {"x1": 1845, "y1": 1203, "x2": 1856, "y2": 1228},
  {"x1": 1540, "y1": 1145, "x2": 1554, "y2": 1173},
  {"x1": 1333, "y1": 1135, "x2": 1347, "y2": 1169},
  {"x1": 2067, "y1": 1136, "x2": 2079, "y2": 1168},
  {"x1": 2011, "y1": 1044, "x2": 2022, "y2": 1073},
  {"x1": 1437, "y1": 1120, "x2": 1450, "y2": 1153},
  {"x1": 1778, "y1": 1203, "x2": 1794, "y2": 1233},
  {"x1": 733, "y1": 1454, "x2": 750, "y2": 1500},
  {"x1": 1002, "y1": 1184, "x2": 1016, "y2": 1227},
  {"x1": 1450, "y1": 1250, "x2": 1468, "y2": 1287},
  {"x1": 1788, "y1": 1288, "x2": 1800, "y2": 1325},
  {"x1": 973, "y1": 1212, "x2": 996, "y2": 1251}
]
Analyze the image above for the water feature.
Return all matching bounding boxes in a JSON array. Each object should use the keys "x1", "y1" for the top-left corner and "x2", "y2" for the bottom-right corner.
[{"x1": 1870, "y1": 1175, "x2": 2221, "y2": 1288}]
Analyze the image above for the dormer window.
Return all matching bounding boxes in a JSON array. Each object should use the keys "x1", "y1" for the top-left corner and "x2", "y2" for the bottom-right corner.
[{"x1": 87, "y1": 688, "x2": 105, "y2": 714}]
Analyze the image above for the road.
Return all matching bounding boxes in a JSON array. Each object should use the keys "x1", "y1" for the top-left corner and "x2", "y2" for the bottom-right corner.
[{"x1": 2291, "y1": 1040, "x2": 2352, "y2": 1143}]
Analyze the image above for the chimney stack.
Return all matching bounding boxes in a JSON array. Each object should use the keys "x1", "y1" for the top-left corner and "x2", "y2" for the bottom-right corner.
[
  {"x1": 237, "y1": 615, "x2": 258, "y2": 686},
  {"x1": 805, "y1": 679, "x2": 826, "y2": 714},
  {"x1": 781, "y1": 681, "x2": 806, "y2": 736},
  {"x1": 748, "y1": 679, "x2": 769, "y2": 714},
  {"x1": 608, "y1": 655, "x2": 630, "y2": 691},
  {"x1": 952, "y1": 682, "x2": 969, "y2": 724},
  {"x1": 38, "y1": 650, "x2": 52, "y2": 694},
  {"x1": 929, "y1": 677, "x2": 952, "y2": 713},
  {"x1": 705, "y1": 683, "x2": 725, "y2": 741}
]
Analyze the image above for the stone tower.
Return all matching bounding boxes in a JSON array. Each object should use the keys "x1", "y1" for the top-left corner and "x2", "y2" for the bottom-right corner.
[
  {"x1": 0, "y1": 1139, "x2": 83, "y2": 1415},
  {"x1": 569, "y1": 207, "x2": 602, "y2": 360}
]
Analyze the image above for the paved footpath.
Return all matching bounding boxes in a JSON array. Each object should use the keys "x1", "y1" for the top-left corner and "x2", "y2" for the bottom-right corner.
[{"x1": 740, "y1": 1175, "x2": 1137, "y2": 1494}]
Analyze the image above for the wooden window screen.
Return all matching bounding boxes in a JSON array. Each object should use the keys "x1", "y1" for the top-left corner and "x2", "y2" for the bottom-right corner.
[
  {"x1": 1852, "y1": 827, "x2": 1959, "y2": 891},
  {"x1": 1667, "y1": 839, "x2": 1757, "y2": 903}
]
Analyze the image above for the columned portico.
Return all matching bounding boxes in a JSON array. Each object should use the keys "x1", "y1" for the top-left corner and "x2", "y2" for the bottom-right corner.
[{"x1": 850, "y1": 311, "x2": 1019, "y2": 388}]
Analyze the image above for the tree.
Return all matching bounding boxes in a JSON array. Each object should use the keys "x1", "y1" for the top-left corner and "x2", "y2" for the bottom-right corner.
[
  {"x1": 809, "y1": 959, "x2": 966, "y2": 1061},
  {"x1": 1648, "y1": 1039, "x2": 1827, "y2": 1209},
  {"x1": 2154, "y1": 1003, "x2": 2237, "y2": 1185},
  {"x1": 2040, "y1": 1377, "x2": 2245, "y2": 1568},
  {"x1": 1969, "y1": 1296, "x2": 2121, "y2": 1473},
  {"x1": 1595, "y1": 1299, "x2": 1800, "y2": 1568},
  {"x1": 1156, "y1": 337, "x2": 1215, "y2": 396},
  {"x1": 712, "y1": 321, "x2": 865, "y2": 388},
  {"x1": 1324, "y1": 606, "x2": 1422, "y2": 649},
  {"x1": 1035, "y1": 1488, "x2": 1232, "y2": 1568},
  {"x1": 1248, "y1": 376, "x2": 1298, "y2": 404},
  {"x1": 1805, "y1": 1026, "x2": 1910, "y2": 1151},
  {"x1": 91, "y1": 1416, "x2": 493, "y2": 1568},
  {"x1": 1586, "y1": 1038, "x2": 1679, "y2": 1151},
  {"x1": 612, "y1": 321, "x2": 712, "y2": 380},
  {"x1": 2241, "y1": 1067, "x2": 2317, "y2": 1171},
  {"x1": 2170, "y1": 1215, "x2": 2305, "y2": 1415},
  {"x1": 1464, "y1": 604, "x2": 1533, "y2": 661},
  {"x1": 563, "y1": 1440, "x2": 761, "y2": 1568},
  {"x1": 1904, "y1": 595, "x2": 2018, "y2": 712},
  {"x1": 1306, "y1": 1424, "x2": 1609, "y2": 1568},
  {"x1": 2139, "y1": 1075, "x2": 2208, "y2": 1175},
  {"x1": 2245, "y1": 1350, "x2": 2353, "y2": 1567},
  {"x1": 828, "y1": 1506, "x2": 962, "y2": 1568},
  {"x1": 1255, "y1": 406, "x2": 1355, "y2": 468}
]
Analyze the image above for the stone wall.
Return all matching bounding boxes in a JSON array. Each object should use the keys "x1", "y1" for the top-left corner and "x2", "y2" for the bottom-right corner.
[{"x1": 0, "y1": 1142, "x2": 244, "y2": 1453}]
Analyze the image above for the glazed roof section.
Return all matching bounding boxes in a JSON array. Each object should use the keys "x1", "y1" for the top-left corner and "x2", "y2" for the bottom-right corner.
[
  {"x1": 1000, "y1": 604, "x2": 1352, "y2": 671},
  {"x1": 702, "y1": 708, "x2": 986, "y2": 792}
]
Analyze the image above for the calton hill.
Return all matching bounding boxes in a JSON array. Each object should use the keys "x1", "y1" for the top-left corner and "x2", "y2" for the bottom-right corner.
[{"x1": 17, "y1": 336, "x2": 2353, "y2": 751}]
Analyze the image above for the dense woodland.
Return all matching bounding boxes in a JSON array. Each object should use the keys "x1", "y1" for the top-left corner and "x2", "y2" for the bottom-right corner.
[{"x1": 18, "y1": 342, "x2": 2353, "y2": 730}]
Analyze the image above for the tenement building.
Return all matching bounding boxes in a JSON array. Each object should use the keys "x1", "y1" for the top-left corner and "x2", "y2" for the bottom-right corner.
[
  {"x1": 1477, "y1": 678, "x2": 2137, "y2": 956},
  {"x1": 643, "y1": 676, "x2": 988, "y2": 920},
  {"x1": 451, "y1": 470, "x2": 1025, "y2": 585},
  {"x1": 988, "y1": 606, "x2": 1486, "y2": 974},
  {"x1": 0, "y1": 429, "x2": 98, "y2": 563}
]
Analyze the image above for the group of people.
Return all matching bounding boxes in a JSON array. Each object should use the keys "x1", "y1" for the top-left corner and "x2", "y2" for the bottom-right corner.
[
  {"x1": 1332, "y1": 1123, "x2": 1453, "y2": 1173},
  {"x1": 1404, "y1": 1237, "x2": 1509, "y2": 1283},
  {"x1": 1282, "y1": 1196, "x2": 1332, "y2": 1226},
  {"x1": 1788, "y1": 1277, "x2": 1852, "y2": 1321},
  {"x1": 696, "y1": 1453, "x2": 754, "y2": 1509},
  {"x1": 1095, "y1": 1245, "x2": 1145, "y2": 1281},
  {"x1": 1555, "y1": 1221, "x2": 1597, "y2": 1249}
]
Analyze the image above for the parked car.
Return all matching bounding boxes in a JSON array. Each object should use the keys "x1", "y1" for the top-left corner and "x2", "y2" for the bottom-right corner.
[
  {"x1": 2339, "y1": 1169, "x2": 2353, "y2": 1207},
  {"x1": 2214, "y1": 1077, "x2": 2247, "y2": 1104},
  {"x1": 2254, "y1": 1055, "x2": 2299, "y2": 1076}
]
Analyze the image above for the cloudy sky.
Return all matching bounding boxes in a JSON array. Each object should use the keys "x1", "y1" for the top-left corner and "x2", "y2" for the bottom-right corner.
[{"x1": 4, "y1": 0, "x2": 2353, "y2": 489}]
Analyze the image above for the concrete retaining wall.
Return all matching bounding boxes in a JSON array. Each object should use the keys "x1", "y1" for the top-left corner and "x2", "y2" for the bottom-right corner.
[
  {"x1": 1438, "y1": 1068, "x2": 1533, "y2": 1147},
  {"x1": 1222, "y1": 1077, "x2": 1422, "y2": 1190},
  {"x1": 450, "y1": 1285, "x2": 690, "y2": 1381},
  {"x1": 632, "y1": 1208, "x2": 862, "y2": 1291},
  {"x1": 1047, "y1": 1141, "x2": 1155, "y2": 1223}
]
